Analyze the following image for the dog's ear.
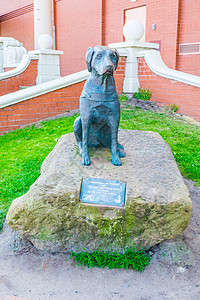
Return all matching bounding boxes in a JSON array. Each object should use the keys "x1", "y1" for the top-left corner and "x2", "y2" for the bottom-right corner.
[
  {"x1": 86, "y1": 47, "x2": 94, "y2": 72},
  {"x1": 113, "y1": 49, "x2": 119, "y2": 70}
]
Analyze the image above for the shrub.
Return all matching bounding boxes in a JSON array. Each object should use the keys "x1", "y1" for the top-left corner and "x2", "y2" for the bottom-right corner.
[
  {"x1": 133, "y1": 88, "x2": 152, "y2": 101},
  {"x1": 119, "y1": 93, "x2": 129, "y2": 102},
  {"x1": 167, "y1": 104, "x2": 179, "y2": 112}
]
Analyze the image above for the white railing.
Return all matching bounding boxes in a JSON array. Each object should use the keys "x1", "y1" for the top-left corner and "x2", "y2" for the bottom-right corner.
[
  {"x1": 0, "y1": 54, "x2": 35, "y2": 81},
  {"x1": 137, "y1": 50, "x2": 200, "y2": 88},
  {"x1": 0, "y1": 69, "x2": 89, "y2": 109},
  {"x1": 1, "y1": 47, "x2": 199, "y2": 110}
]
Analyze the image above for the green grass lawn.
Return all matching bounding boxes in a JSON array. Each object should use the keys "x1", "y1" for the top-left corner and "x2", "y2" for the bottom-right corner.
[{"x1": 0, "y1": 107, "x2": 200, "y2": 230}]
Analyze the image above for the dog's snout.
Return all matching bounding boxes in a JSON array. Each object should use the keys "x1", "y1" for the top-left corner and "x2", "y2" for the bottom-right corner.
[
  {"x1": 104, "y1": 57, "x2": 114, "y2": 74},
  {"x1": 106, "y1": 65, "x2": 113, "y2": 72}
]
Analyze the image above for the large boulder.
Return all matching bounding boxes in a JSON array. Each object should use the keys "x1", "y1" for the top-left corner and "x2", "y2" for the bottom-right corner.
[{"x1": 6, "y1": 130, "x2": 192, "y2": 252}]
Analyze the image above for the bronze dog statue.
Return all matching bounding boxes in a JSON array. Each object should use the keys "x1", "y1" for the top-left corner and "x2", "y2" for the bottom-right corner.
[{"x1": 73, "y1": 45, "x2": 125, "y2": 166}]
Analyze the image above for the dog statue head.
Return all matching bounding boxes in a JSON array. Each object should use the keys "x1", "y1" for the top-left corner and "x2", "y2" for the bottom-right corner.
[{"x1": 86, "y1": 46, "x2": 119, "y2": 76}]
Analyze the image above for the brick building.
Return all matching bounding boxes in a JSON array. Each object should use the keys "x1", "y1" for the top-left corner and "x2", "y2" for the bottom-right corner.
[{"x1": 0, "y1": 0, "x2": 199, "y2": 77}]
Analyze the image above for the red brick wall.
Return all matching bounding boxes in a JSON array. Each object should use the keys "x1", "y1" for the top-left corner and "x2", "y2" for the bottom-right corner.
[
  {"x1": 1, "y1": 0, "x2": 200, "y2": 77},
  {"x1": 138, "y1": 58, "x2": 200, "y2": 121},
  {"x1": 54, "y1": 0, "x2": 181, "y2": 76},
  {"x1": 55, "y1": 0, "x2": 147, "y2": 76},
  {"x1": 0, "y1": 60, "x2": 37, "y2": 96},
  {"x1": 0, "y1": 0, "x2": 33, "y2": 15},
  {"x1": 146, "y1": 0, "x2": 180, "y2": 70},
  {"x1": 55, "y1": 0, "x2": 102, "y2": 76},
  {"x1": 114, "y1": 57, "x2": 126, "y2": 95},
  {"x1": 176, "y1": 0, "x2": 200, "y2": 76},
  {"x1": 0, "y1": 57, "x2": 125, "y2": 135},
  {"x1": 104, "y1": 0, "x2": 142, "y2": 44},
  {"x1": 0, "y1": 82, "x2": 84, "y2": 135},
  {"x1": 0, "y1": 6, "x2": 34, "y2": 51},
  {"x1": 104, "y1": 0, "x2": 180, "y2": 69}
]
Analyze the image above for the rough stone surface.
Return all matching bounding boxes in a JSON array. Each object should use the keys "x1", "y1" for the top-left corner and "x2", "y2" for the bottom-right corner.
[{"x1": 6, "y1": 130, "x2": 192, "y2": 252}]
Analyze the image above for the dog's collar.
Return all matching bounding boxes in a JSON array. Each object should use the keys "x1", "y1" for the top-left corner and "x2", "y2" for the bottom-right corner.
[{"x1": 81, "y1": 90, "x2": 118, "y2": 102}]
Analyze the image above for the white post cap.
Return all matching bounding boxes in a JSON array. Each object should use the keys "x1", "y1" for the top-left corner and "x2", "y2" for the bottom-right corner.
[{"x1": 123, "y1": 19, "x2": 144, "y2": 41}]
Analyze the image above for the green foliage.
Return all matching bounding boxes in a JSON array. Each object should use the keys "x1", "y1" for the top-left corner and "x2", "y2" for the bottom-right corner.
[
  {"x1": 69, "y1": 248, "x2": 151, "y2": 271},
  {"x1": 167, "y1": 104, "x2": 179, "y2": 112},
  {"x1": 133, "y1": 88, "x2": 152, "y2": 101},
  {"x1": 119, "y1": 93, "x2": 128, "y2": 102}
]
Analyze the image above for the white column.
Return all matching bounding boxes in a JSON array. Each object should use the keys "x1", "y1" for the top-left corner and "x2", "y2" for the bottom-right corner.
[
  {"x1": 109, "y1": 41, "x2": 159, "y2": 93},
  {"x1": 29, "y1": 49, "x2": 63, "y2": 84},
  {"x1": 123, "y1": 48, "x2": 140, "y2": 93},
  {"x1": 34, "y1": 0, "x2": 53, "y2": 50}
]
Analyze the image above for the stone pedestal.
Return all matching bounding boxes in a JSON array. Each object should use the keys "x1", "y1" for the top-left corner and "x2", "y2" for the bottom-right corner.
[
  {"x1": 29, "y1": 49, "x2": 63, "y2": 84},
  {"x1": 6, "y1": 130, "x2": 192, "y2": 252}
]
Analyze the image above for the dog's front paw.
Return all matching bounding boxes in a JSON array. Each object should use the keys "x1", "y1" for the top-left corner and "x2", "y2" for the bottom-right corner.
[
  {"x1": 112, "y1": 155, "x2": 122, "y2": 166},
  {"x1": 118, "y1": 144, "x2": 125, "y2": 158},
  {"x1": 82, "y1": 154, "x2": 91, "y2": 166},
  {"x1": 118, "y1": 148, "x2": 125, "y2": 158}
]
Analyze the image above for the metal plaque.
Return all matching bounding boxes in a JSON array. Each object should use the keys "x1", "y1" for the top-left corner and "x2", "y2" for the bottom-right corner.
[{"x1": 80, "y1": 177, "x2": 126, "y2": 207}]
